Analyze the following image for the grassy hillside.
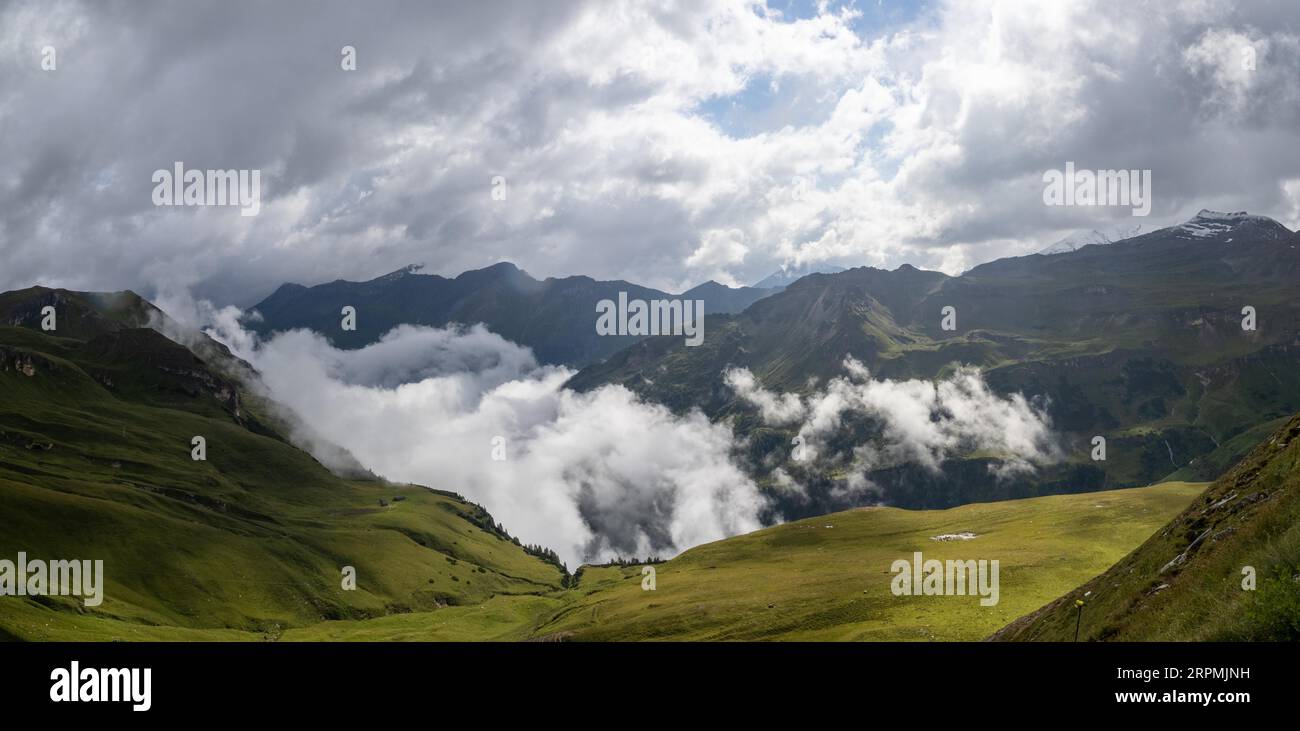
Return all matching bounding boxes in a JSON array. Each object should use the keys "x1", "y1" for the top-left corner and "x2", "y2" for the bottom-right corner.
[
  {"x1": 992, "y1": 414, "x2": 1300, "y2": 641},
  {"x1": 0, "y1": 285, "x2": 1223, "y2": 643},
  {"x1": 0, "y1": 309, "x2": 1202, "y2": 642},
  {"x1": 0, "y1": 290, "x2": 565, "y2": 641},
  {"x1": 530, "y1": 482, "x2": 1203, "y2": 641}
]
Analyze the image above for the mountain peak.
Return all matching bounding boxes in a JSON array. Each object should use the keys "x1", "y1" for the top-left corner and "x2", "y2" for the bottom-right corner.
[
  {"x1": 1194, "y1": 209, "x2": 1250, "y2": 221},
  {"x1": 472, "y1": 261, "x2": 526, "y2": 277},
  {"x1": 1038, "y1": 223, "x2": 1144, "y2": 256},
  {"x1": 371, "y1": 263, "x2": 427, "y2": 282},
  {"x1": 449, "y1": 261, "x2": 537, "y2": 288},
  {"x1": 1173, "y1": 209, "x2": 1291, "y2": 240},
  {"x1": 684, "y1": 279, "x2": 725, "y2": 291},
  {"x1": 753, "y1": 263, "x2": 847, "y2": 289}
]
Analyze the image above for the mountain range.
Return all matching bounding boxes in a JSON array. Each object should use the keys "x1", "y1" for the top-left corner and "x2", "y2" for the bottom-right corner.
[
  {"x1": 133, "y1": 208, "x2": 1300, "y2": 519},
  {"x1": 0, "y1": 287, "x2": 1220, "y2": 640},
  {"x1": 3, "y1": 206, "x2": 1298, "y2": 642},
  {"x1": 246, "y1": 263, "x2": 777, "y2": 367},
  {"x1": 4, "y1": 279, "x2": 1291, "y2": 641},
  {"x1": 567, "y1": 210, "x2": 1300, "y2": 515},
  {"x1": 1037, "y1": 222, "x2": 1145, "y2": 255},
  {"x1": 245, "y1": 261, "x2": 860, "y2": 367}
]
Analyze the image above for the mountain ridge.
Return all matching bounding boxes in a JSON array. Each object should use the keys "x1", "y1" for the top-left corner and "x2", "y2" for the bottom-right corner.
[
  {"x1": 753, "y1": 262, "x2": 848, "y2": 289},
  {"x1": 246, "y1": 262, "x2": 777, "y2": 367},
  {"x1": 566, "y1": 209, "x2": 1300, "y2": 518}
]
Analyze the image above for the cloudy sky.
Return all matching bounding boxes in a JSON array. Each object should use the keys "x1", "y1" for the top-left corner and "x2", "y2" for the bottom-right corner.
[{"x1": 3, "y1": 0, "x2": 1300, "y2": 306}]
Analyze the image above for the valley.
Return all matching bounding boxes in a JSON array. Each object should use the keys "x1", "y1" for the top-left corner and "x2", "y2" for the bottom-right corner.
[{"x1": 3, "y1": 210, "x2": 1299, "y2": 643}]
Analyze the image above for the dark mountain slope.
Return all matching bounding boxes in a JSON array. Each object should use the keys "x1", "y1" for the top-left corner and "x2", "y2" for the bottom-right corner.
[
  {"x1": 568, "y1": 211, "x2": 1300, "y2": 511},
  {"x1": 247, "y1": 263, "x2": 776, "y2": 367}
]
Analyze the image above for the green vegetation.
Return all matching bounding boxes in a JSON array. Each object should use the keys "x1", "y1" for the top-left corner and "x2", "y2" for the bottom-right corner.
[
  {"x1": 531, "y1": 482, "x2": 1203, "y2": 641},
  {"x1": 568, "y1": 224, "x2": 1300, "y2": 516},
  {"x1": 0, "y1": 284, "x2": 1280, "y2": 643},
  {"x1": 992, "y1": 415, "x2": 1300, "y2": 641},
  {"x1": 0, "y1": 289, "x2": 564, "y2": 641},
  {"x1": 4, "y1": 479, "x2": 1193, "y2": 642}
]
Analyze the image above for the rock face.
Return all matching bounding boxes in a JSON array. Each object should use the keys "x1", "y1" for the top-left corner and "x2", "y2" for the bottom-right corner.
[
  {"x1": 0, "y1": 289, "x2": 249, "y2": 421},
  {"x1": 81, "y1": 328, "x2": 245, "y2": 418},
  {"x1": 0, "y1": 346, "x2": 56, "y2": 377}
]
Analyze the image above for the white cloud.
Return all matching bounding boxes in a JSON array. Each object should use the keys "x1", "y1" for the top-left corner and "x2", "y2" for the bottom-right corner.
[
  {"x1": 207, "y1": 318, "x2": 767, "y2": 568},
  {"x1": 2, "y1": 0, "x2": 1299, "y2": 303},
  {"x1": 728, "y1": 356, "x2": 1062, "y2": 478},
  {"x1": 724, "y1": 367, "x2": 806, "y2": 424},
  {"x1": 686, "y1": 228, "x2": 749, "y2": 278},
  {"x1": 1183, "y1": 28, "x2": 1269, "y2": 116}
]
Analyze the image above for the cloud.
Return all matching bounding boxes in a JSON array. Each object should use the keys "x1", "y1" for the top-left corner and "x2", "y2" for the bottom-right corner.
[
  {"x1": 728, "y1": 357, "x2": 1062, "y2": 481},
  {"x1": 2, "y1": 0, "x2": 1300, "y2": 304},
  {"x1": 1182, "y1": 27, "x2": 1300, "y2": 120},
  {"x1": 204, "y1": 316, "x2": 766, "y2": 568},
  {"x1": 723, "y1": 367, "x2": 806, "y2": 424}
]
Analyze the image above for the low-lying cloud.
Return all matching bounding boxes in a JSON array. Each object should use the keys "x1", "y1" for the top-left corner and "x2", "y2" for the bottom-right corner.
[
  {"x1": 169, "y1": 293, "x2": 1060, "y2": 567},
  {"x1": 726, "y1": 357, "x2": 1062, "y2": 492},
  {"x1": 200, "y1": 314, "x2": 766, "y2": 569}
]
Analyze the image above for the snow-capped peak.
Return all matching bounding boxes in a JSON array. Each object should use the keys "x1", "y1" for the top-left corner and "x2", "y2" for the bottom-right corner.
[
  {"x1": 1173, "y1": 209, "x2": 1284, "y2": 239},
  {"x1": 1038, "y1": 224, "x2": 1144, "y2": 256}
]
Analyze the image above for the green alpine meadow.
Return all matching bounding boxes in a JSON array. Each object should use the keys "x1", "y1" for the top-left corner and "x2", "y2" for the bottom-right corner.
[{"x1": 4, "y1": 206, "x2": 1299, "y2": 643}]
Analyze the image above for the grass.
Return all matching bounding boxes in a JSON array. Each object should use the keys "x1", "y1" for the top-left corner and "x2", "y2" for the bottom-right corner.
[
  {"x1": 993, "y1": 415, "x2": 1300, "y2": 641},
  {"x1": 0, "y1": 317, "x2": 565, "y2": 642},
  {"x1": 0, "y1": 290, "x2": 1239, "y2": 643},
  {"x1": 281, "y1": 595, "x2": 567, "y2": 641},
  {"x1": 529, "y1": 482, "x2": 1204, "y2": 641}
]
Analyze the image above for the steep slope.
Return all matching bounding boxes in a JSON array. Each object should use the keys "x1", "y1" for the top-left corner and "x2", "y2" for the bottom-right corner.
[
  {"x1": 567, "y1": 263, "x2": 951, "y2": 404},
  {"x1": 0, "y1": 285, "x2": 1210, "y2": 643},
  {"x1": 0, "y1": 288, "x2": 566, "y2": 641},
  {"x1": 246, "y1": 263, "x2": 775, "y2": 367},
  {"x1": 568, "y1": 211, "x2": 1300, "y2": 514},
  {"x1": 992, "y1": 413, "x2": 1300, "y2": 641}
]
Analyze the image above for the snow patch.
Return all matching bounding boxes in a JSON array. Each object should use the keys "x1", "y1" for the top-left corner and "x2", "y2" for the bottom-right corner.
[
  {"x1": 1038, "y1": 223, "x2": 1144, "y2": 255},
  {"x1": 1173, "y1": 209, "x2": 1287, "y2": 239}
]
